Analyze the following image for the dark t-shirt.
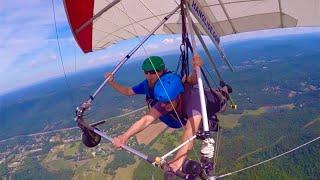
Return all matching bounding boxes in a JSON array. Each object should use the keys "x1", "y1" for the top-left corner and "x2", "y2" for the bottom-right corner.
[
  {"x1": 132, "y1": 80, "x2": 226, "y2": 128},
  {"x1": 132, "y1": 80, "x2": 188, "y2": 128},
  {"x1": 153, "y1": 83, "x2": 228, "y2": 128},
  {"x1": 153, "y1": 84, "x2": 202, "y2": 128}
]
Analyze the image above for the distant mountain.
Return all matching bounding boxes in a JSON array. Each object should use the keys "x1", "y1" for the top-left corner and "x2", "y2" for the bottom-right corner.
[{"x1": 222, "y1": 32, "x2": 320, "y2": 64}]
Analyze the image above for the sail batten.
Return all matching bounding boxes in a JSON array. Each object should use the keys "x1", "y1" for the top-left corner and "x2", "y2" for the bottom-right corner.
[{"x1": 63, "y1": 0, "x2": 320, "y2": 53}]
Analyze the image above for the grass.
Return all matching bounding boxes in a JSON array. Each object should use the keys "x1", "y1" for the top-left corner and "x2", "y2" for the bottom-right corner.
[
  {"x1": 219, "y1": 104, "x2": 294, "y2": 129},
  {"x1": 42, "y1": 141, "x2": 116, "y2": 180},
  {"x1": 47, "y1": 160, "x2": 72, "y2": 171},
  {"x1": 304, "y1": 117, "x2": 320, "y2": 129},
  {"x1": 79, "y1": 171, "x2": 109, "y2": 180},
  {"x1": 243, "y1": 107, "x2": 266, "y2": 116},
  {"x1": 43, "y1": 145, "x2": 65, "y2": 162},
  {"x1": 64, "y1": 142, "x2": 79, "y2": 156},
  {"x1": 114, "y1": 157, "x2": 141, "y2": 180},
  {"x1": 219, "y1": 114, "x2": 242, "y2": 129},
  {"x1": 74, "y1": 155, "x2": 114, "y2": 180},
  {"x1": 236, "y1": 136, "x2": 285, "y2": 161}
]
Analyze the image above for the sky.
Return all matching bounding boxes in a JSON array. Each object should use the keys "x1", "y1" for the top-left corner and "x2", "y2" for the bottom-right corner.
[
  {"x1": 0, "y1": 0, "x2": 320, "y2": 95},
  {"x1": 0, "y1": 0, "x2": 187, "y2": 94}
]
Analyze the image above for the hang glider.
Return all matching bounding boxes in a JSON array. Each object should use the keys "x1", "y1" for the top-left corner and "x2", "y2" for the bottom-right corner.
[
  {"x1": 64, "y1": 0, "x2": 320, "y2": 53},
  {"x1": 63, "y1": 0, "x2": 320, "y2": 179}
]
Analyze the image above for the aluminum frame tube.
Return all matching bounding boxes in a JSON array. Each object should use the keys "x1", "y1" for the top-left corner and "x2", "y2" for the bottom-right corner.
[
  {"x1": 93, "y1": 128, "x2": 149, "y2": 160},
  {"x1": 185, "y1": 6, "x2": 210, "y2": 132},
  {"x1": 87, "y1": 5, "x2": 180, "y2": 103},
  {"x1": 192, "y1": 22, "x2": 223, "y2": 82},
  {"x1": 186, "y1": 0, "x2": 234, "y2": 72},
  {"x1": 75, "y1": 0, "x2": 121, "y2": 34},
  {"x1": 161, "y1": 135, "x2": 197, "y2": 160},
  {"x1": 77, "y1": 118, "x2": 150, "y2": 161}
]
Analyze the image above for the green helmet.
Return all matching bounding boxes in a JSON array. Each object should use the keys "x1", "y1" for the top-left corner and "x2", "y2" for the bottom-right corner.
[{"x1": 142, "y1": 56, "x2": 165, "y2": 71}]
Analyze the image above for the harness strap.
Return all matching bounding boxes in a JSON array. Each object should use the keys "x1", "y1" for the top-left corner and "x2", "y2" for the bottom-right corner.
[
  {"x1": 145, "y1": 70, "x2": 172, "y2": 108},
  {"x1": 219, "y1": 89, "x2": 229, "y2": 100}
]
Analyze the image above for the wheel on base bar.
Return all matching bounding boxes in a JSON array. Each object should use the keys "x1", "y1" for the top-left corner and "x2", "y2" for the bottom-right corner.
[
  {"x1": 82, "y1": 128, "x2": 101, "y2": 148},
  {"x1": 182, "y1": 159, "x2": 202, "y2": 176}
]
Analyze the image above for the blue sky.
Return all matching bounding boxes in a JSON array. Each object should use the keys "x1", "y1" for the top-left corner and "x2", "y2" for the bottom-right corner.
[
  {"x1": 0, "y1": 0, "x2": 188, "y2": 94},
  {"x1": 1, "y1": 1, "x2": 320, "y2": 95}
]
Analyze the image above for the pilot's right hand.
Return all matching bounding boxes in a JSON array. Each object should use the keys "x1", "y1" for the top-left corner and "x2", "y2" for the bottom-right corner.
[
  {"x1": 104, "y1": 72, "x2": 114, "y2": 83},
  {"x1": 80, "y1": 101, "x2": 91, "y2": 109},
  {"x1": 191, "y1": 55, "x2": 203, "y2": 68},
  {"x1": 112, "y1": 134, "x2": 128, "y2": 149}
]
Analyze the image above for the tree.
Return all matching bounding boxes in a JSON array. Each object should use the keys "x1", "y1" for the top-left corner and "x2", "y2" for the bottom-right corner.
[{"x1": 0, "y1": 162, "x2": 9, "y2": 177}]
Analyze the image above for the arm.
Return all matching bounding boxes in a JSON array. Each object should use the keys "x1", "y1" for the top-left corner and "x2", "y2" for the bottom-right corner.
[
  {"x1": 112, "y1": 107, "x2": 161, "y2": 148},
  {"x1": 109, "y1": 81, "x2": 135, "y2": 96},
  {"x1": 186, "y1": 55, "x2": 203, "y2": 85},
  {"x1": 105, "y1": 73, "x2": 135, "y2": 96},
  {"x1": 169, "y1": 114, "x2": 202, "y2": 172}
]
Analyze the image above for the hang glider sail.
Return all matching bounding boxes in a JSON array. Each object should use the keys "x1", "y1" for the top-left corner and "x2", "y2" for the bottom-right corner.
[{"x1": 64, "y1": 0, "x2": 320, "y2": 53}]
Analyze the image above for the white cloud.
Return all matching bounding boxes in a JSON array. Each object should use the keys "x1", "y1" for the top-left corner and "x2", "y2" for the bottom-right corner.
[
  {"x1": 23, "y1": 52, "x2": 59, "y2": 68},
  {"x1": 222, "y1": 27, "x2": 320, "y2": 43},
  {"x1": 146, "y1": 44, "x2": 159, "y2": 50},
  {"x1": 29, "y1": 60, "x2": 37, "y2": 67},
  {"x1": 88, "y1": 59, "x2": 95, "y2": 64},
  {"x1": 119, "y1": 52, "x2": 126, "y2": 57},
  {"x1": 162, "y1": 38, "x2": 175, "y2": 44},
  {"x1": 86, "y1": 54, "x2": 114, "y2": 66},
  {"x1": 0, "y1": 1, "x2": 67, "y2": 74},
  {"x1": 0, "y1": 1, "x2": 77, "y2": 93},
  {"x1": 50, "y1": 54, "x2": 57, "y2": 61},
  {"x1": 175, "y1": 37, "x2": 182, "y2": 41}
]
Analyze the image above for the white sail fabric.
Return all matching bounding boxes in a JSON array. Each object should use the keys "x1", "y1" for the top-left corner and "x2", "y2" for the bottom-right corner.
[{"x1": 64, "y1": 0, "x2": 320, "y2": 53}]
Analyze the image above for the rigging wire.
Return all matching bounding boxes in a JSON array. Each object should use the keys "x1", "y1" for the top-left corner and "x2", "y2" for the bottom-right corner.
[
  {"x1": 71, "y1": 39, "x2": 84, "y2": 102},
  {"x1": 118, "y1": 1, "x2": 187, "y2": 133},
  {"x1": 73, "y1": 45, "x2": 77, "y2": 73},
  {"x1": 51, "y1": 0, "x2": 76, "y2": 108},
  {"x1": 213, "y1": 127, "x2": 222, "y2": 173},
  {"x1": 0, "y1": 106, "x2": 147, "y2": 144},
  {"x1": 203, "y1": 65, "x2": 219, "y2": 88},
  {"x1": 216, "y1": 135, "x2": 320, "y2": 178},
  {"x1": 118, "y1": 0, "x2": 202, "y2": 167}
]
